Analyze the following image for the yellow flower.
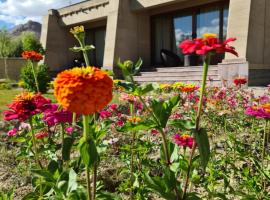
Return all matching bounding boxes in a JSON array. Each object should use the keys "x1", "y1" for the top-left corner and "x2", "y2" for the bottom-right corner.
[
  {"x1": 70, "y1": 25, "x2": 85, "y2": 35},
  {"x1": 113, "y1": 79, "x2": 122, "y2": 84},
  {"x1": 172, "y1": 82, "x2": 185, "y2": 89},
  {"x1": 127, "y1": 116, "x2": 142, "y2": 123},
  {"x1": 159, "y1": 83, "x2": 171, "y2": 90},
  {"x1": 15, "y1": 92, "x2": 34, "y2": 101},
  {"x1": 203, "y1": 33, "x2": 217, "y2": 39}
]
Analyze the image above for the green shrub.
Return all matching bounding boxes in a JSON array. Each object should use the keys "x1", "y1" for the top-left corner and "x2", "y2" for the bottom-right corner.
[
  {"x1": 20, "y1": 62, "x2": 50, "y2": 93},
  {"x1": 0, "y1": 83, "x2": 11, "y2": 90}
]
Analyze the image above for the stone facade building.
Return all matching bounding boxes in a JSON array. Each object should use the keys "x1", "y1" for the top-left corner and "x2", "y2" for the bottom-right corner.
[{"x1": 41, "y1": 0, "x2": 270, "y2": 86}]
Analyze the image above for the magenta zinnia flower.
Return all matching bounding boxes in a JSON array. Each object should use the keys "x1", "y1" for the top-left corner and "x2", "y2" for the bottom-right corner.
[
  {"x1": 173, "y1": 133, "x2": 194, "y2": 149},
  {"x1": 7, "y1": 128, "x2": 17, "y2": 137},
  {"x1": 43, "y1": 104, "x2": 73, "y2": 126},
  {"x1": 245, "y1": 104, "x2": 270, "y2": 119},
  {"x1": 99, "y1": 110, "x2": 112, "y2": 119}
]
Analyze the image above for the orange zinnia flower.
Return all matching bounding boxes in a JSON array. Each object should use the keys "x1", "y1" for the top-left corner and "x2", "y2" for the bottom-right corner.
[
  {"x1": 54, "y1": 67, "x2": 113, "y2": 115},
  {"x1": 180, "y1": 83, "x2": 197, "y2": 93},
  {"x1": 22, "y1": 51, "x2": 43, "y2": 62}
]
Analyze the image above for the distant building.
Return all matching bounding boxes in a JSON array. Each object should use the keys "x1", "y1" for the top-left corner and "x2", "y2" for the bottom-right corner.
[{"x1": 41, "y1": 0, "x2": 270, "y2": 86}]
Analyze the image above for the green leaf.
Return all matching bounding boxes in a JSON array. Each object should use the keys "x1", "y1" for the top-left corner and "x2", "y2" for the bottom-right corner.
[
  {"x1": 185, "y1": 192, "x2": 201, "y2": 200},
  {"x1": 79, "y1": 138, "x2": 99, "y2": 168},
  {"x1": 117, "y1": 120, "x2": 156, "y2": 132},
  {"x1": 22, "y1": 192, "x2": 39, "y2": 200},
  {"x1": 31, "y1": 169, "x2": 55, "y2": 182},
  {"x1": 160, "y1": 142, "x2": 176, "y2": 163},
  {"x1": 69, "y1": 46, "x2": 83, "y2": 52},
  {"x1": 133, "y1": 58, "x2": 143, "y2": 75},
  {"x1": 96, "y1": 191, "x2": 122, "y2": 200},
  {"x1": 10, "y1": 136, "x2": 26, "y2": 143},
  {"x1": 143, "y1": 173, "x2": 177, "y2": 200},
  {"x1": 193, "y1": 128, "x2": 210, "y2": 170},
  {"x1": 67, "y1": 169, "x2": 78, "y2": 193},
  {"x1": 169, "y1": 119, "x2": 195, "y2": 130},
  {"x1": 62, "y1": 137, "x2": 74, "y2": 161},
  {"x1": 117, "y1": 81, "x2": 136, "y2": 93},
  {"x1": 84, "y1": 45, "x2": 95, "y2": 51},
  {"x1": 47, "y1": 160, "x2": 59, "y2": 174},
  {"x1": 151, "y1": 95, "x2": 180, "y2": 128},
  {"x1": 134, "y1": 83, "x2": 159, "y2": 96}
]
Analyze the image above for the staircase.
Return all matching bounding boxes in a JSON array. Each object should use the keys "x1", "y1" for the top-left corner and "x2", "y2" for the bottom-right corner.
[{"x1": 134, "y1": 65, "x2": 221, "y2": 85}]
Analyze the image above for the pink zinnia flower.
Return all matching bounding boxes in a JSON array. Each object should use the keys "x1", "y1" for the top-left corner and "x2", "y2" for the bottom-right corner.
[
  {"x1": 7, "y1": 128, "x2": 17, "y2": 137},
  {"x1": 43, "y1": 104, "x2": 73, "y2": 126},
  {"x1": 99, "y1": 110, "x2": 112, "y2": 119},
  {"x1": 173, "y1": 134, "x2": 194, "y2": 149},
  {"x1": 109, "y1": 104, "x2": 118, "y2": 111},
  {"x1": 65, "y1": 126, "x2": 75, "y2": 135},
  {"x1": 245, "y1": 104, "x2": 270, "y2": 119}
]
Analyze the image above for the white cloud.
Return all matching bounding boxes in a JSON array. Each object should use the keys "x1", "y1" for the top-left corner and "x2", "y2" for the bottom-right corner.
[{"x1": 0, "y1": 0, "x2": 85, "y2": 25}]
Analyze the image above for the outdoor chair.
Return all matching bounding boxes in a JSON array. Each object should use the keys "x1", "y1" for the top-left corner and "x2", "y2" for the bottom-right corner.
[{"x1": 160, "y1": 49, "x2": 182, "y2": 67}]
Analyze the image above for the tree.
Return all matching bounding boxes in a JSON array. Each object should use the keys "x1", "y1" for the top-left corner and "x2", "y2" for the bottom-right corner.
[
  {"x1": 0, "y1": 29, "x2": 12, "y2": 79},
  {"x1": 20, "y1": 31, "x2": 44, "y2": 53}
]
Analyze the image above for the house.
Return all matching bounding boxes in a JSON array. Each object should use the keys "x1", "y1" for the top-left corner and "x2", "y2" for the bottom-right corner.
[{"x1": 41, "y1": 0, "x2": 270, "y2": 86}]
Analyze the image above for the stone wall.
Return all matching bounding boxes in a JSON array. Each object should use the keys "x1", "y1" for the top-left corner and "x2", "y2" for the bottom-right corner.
[{"x1": 0, "y1": 58, "x2": 27, "y2": 81}]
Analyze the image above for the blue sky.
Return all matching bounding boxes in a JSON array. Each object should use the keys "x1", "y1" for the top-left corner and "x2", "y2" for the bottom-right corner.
[{"x1": 0, "y1": 0, "x2": 85, "y2": 29}]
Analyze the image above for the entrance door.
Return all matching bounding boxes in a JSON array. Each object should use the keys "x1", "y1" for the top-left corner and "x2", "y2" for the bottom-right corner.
[{"x1": 86, "y1": 27, "x2": 106, "y2": 67}]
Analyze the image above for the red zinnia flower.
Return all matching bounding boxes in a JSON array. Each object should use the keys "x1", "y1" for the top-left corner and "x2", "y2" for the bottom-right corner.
[
  {"x1": 3, "y1": 92, "x2": 51, "y2": 122},
  {"x1": 22, "y1": 51, "x2": 43, "y2": 62},
  {"x1": 179, "y1": 33, "x2": 238, "y2": 56},
  {"x1": 233, "y1": 77, "x2": 247, "y2": 86}
]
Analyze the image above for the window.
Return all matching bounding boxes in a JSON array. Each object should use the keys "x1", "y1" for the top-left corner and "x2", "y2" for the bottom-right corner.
[
  {"x1": 173, "y1": 15, "x2": 192, "y2": 61},
  {"x1": 152, "y1": 1, "x2": 229, "y2": 65}
]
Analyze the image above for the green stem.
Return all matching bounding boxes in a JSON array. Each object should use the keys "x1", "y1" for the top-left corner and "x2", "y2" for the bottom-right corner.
[
  {"x1": 72, "y1": 113, "x2": 77, "y2": 126},
  {"x1": 261, "y1": 120, "x2": 268, "y2": 191},
  {"x1": 183, "y1": 54, "x2": 210, "y2": 200},
  {"x1": 61, "y1": 123, "x2": 65, "y2": 162},
  {"x1": 137, "y1": 95, "x2": 180, "y2": 199},
  {"x1": 30, "y1": 61, "x2": 40, "y2": 93},
  {"x1": 29, "y1": 117, "x2": 43, "y2": 198},
  {"x1": 138, "y1": 96, "x2": 171, "y2": 166},
  {"x1": 129, "y1": 102, "x2": 135, "y2": 200},
  {"x1": 78, "y1": 39, "x2": 90, "y2": 66},
  {"x1": 83, "y1": 115, "x2": 92, "y2": 200},
  {"x1": 93, "y1": 163, "x2": 97, "y2": 200},
  {"x1": 195, "y1": 55, "x2": 210, "y2": 130},
  {"x1": 29, "y1": 117, "x2": 42, "y2": 168}
]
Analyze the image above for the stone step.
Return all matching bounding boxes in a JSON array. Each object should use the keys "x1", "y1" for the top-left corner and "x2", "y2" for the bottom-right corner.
[
  {"x1": 134, "y1": 79, "x2": 222, "y2": 86},
  {"x1": 155, "y1": 66, "x2": 218, "y2": 72},
  {"x1": 139, "y1": 71, "x2": 218, "y2": 77},
  {"x1": 133, "y1": 76, "x2": 220, "y2": 82}
]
